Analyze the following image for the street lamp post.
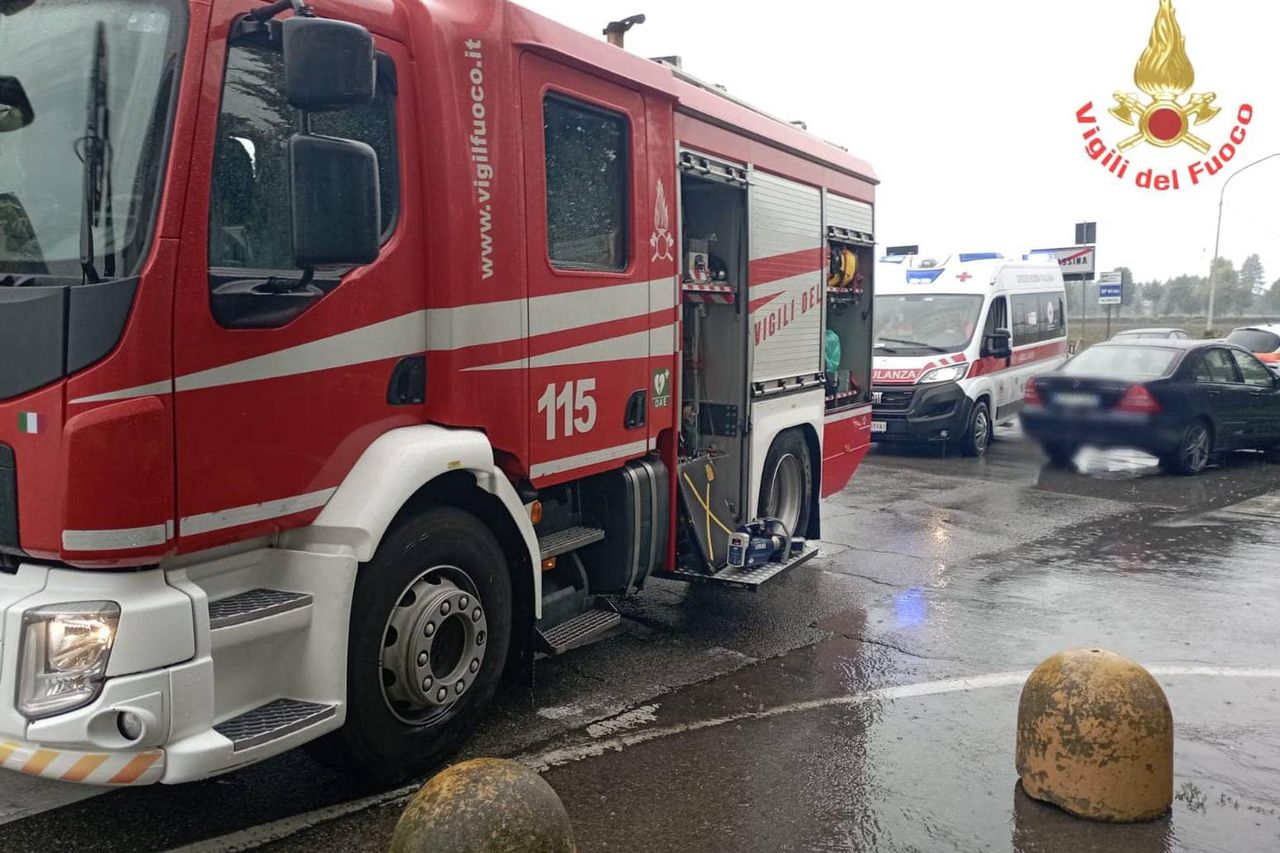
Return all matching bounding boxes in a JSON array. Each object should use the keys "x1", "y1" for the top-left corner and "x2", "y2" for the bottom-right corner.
[{"x1": 1205, "y1": 153, "x2": 1280, "y2": 335}]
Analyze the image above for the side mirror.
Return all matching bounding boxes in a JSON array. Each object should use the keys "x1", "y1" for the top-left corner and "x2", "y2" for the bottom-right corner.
[
  {"x1": 290, "y1": 134, "x2": 381, "y2": 268},
  {"x1": 282, "y1": 17, "x2": 375, "y2": 111},
  {"x1": 984, "y1": 328, "x2": 1012, "y2": 360}
]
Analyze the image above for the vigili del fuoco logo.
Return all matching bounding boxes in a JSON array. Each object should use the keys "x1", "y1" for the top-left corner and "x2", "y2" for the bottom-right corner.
[{"x1": 1075, "y1": 0, "x2": 1253, "y2": 191}]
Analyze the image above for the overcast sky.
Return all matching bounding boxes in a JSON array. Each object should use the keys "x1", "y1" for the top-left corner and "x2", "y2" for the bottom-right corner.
[{"x1": 518, "y1": 0, "x2": 1280, "y2": 285}]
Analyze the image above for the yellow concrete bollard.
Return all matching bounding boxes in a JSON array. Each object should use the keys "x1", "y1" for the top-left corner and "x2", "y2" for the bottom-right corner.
[
  {"x1": 389, "y1": 758, "x2": 576, "y2": 853},
  {"x1": 1016, "y1": 648, "x2": 1173, "y2": 822}
]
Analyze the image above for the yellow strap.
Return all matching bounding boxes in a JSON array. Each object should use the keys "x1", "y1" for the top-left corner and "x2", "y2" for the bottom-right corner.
[{"x1": 681, "y1": 471, "x2": 736, "y2": 538}]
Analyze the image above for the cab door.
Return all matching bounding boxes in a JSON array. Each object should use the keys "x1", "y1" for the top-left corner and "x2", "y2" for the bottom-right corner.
[
  {"x1": 520, "y1": 53, "x2": 653, "y2": 486},
  {"x1": 171, "y1": 2, "x2": 423, "y2": 551}
]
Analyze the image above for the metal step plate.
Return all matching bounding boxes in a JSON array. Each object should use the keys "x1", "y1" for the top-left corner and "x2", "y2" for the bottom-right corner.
[
  {"x1": 657, "y1": 547, "x2": 819, "y2": 592},
  {"x1": 536, "y1": 602, "x2": 621, "y2": 655},
  {"x1": 214, "y1": 698, "x2": 336, "y2": 752},
  {"x1": 208, "y1": 588, "x2": 312, "y2": 630},
  {"x1": 538, "y1": 525, "x2": 605, "y2": 559}
]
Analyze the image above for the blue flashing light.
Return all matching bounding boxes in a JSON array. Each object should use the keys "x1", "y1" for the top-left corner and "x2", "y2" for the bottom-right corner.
[
  {"x1": 906, "y1": 268, "x2": 944, "y2": 284},
  {"x1": 880, "y1": 255, "x2": 906, "y2": 264},
  {"x1": 958, "y1": 252, "x2": 1003, "y2": 262}
]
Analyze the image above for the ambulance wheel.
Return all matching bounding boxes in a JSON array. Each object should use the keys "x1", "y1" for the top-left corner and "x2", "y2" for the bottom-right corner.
[
  {"x1": 959, "y1": 400, "x2": 992, "y2": 457},
  {"x1": 307, "y1": 505, "x2": 512, "y2": 784},
  {"x1": 758, "y1": 429, "x2": 813, "y2": 537}
]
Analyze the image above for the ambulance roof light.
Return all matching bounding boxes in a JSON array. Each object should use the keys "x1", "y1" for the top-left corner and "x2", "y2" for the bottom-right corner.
[{"x1": 958, "y1": 252, "x2": 1003, "y2": 262}]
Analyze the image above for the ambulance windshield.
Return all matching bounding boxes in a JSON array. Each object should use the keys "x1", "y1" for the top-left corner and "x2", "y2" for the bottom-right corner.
[
  {"x1": 873, "y1": 294, "x2": 984, "y2": 355},
  {"x1": 0, "y1": 0, "x2": 186, "y2": 281}
]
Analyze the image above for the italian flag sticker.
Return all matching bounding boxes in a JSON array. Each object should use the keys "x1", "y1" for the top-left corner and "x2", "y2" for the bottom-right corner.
[{"x1": 18, "y1": 412, "x2": 40, "y2": 435}]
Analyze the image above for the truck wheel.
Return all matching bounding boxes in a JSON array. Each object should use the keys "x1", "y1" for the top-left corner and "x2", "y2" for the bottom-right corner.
[
  {"x1": 1161, "y1": 420, "x2": 1212, "y2": 476},
  {"x1": 958, "y1": 400, "x2": 991, "y2": 457},
  {"x1": 758, "y1": 429, "x2": 812, "y2": 537},
  {"x1": 307, "y1": 505, "x2": 512, "y2": 784}
]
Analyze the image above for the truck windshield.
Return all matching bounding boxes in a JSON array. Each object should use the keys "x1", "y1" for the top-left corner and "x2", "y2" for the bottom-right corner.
[
  {"x1": 0, "y1": 0, "x2": 186, "y2": 280},
  {"x1": 873, "y1": 294, "x2": 984, "y2": 355}
]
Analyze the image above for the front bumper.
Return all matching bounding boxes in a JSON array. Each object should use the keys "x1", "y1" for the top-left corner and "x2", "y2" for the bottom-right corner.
[
  {"x1": 871, "y1": 382, "x2": 971, "y2": 443},
  {"x1": 0, "y1": 563, "x2": 197, "y2": 785},
  {"x1": 0, "y1": 738, "x2": 164, "y2": 786}
]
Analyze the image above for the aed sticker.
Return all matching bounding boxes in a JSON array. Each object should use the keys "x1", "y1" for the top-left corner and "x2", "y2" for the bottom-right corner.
[{"x1": 652, "y1": 367, "x2": 672, "y2": 408}]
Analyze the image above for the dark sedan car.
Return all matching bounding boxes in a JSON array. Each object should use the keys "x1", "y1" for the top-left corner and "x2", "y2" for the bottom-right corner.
[{"x1": 1021, "y1": 340, "x2": 1280, "y2": 475}]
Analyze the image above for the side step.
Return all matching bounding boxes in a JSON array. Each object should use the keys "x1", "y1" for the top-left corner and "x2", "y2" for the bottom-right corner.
[
  {"x1": 655, "y1": 546, "x2": 820, "y2": 592},
  {"x1": 209, "y1": 588, "x2": 312, "y2": 630},
  {"x1": 214, "y1": 698, "x2": 337, "y2": 752},
  {"x1": 536, "y1": 600, "x2": 621, "y2": 655},
  {"x1": 538, "y1": 525, "x2": 605, "y2": 559}
]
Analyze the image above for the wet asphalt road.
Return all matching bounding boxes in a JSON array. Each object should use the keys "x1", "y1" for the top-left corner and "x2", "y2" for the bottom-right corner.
[{"x1": 2, "y1": 424, "x2": 1279, "y2": 851}]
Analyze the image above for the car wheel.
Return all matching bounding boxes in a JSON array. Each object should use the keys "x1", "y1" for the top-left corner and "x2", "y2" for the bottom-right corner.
[
  {"x1": 758, "y1": 429, "x2": 813, "y2": 537},
  {"x1": 1043, "y1": 443, "x2": 1077, "y2": 469},
  {"x1": 959, "y1": 400, "x2": 991, "y2": 457},
  {"x1": 306, "y1": 505, "x2": 513, "y2": 784},
  {"x1": 1162, "y1": 421, "x2": 1212, "y2": 476}
]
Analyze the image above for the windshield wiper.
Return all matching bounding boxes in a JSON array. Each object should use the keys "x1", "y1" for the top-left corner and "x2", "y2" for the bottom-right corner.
[
  {"x1": 876, "y1": 337, "x2": 950, "y2": 353},
  {"x1": 77, "y1": 21, "x2": 115, "y2": 284}
]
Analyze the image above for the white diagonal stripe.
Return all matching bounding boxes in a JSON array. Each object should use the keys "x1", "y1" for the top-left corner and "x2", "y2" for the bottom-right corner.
[
  {"x1": 180, "y1": 488, "x2": 336, "y2": 536},
  {"x1": 530, "y1": 440, "x2": 650, "y2": 479},
  {"x1": 465, "y1": 328, "x2": 665, "y2": 372},
  {"x1": 62, "y1": 523, "x2": 171, "y2": 552},
  {"x1": 176, "y1": 313, "x2": 426, "y2": 393}
]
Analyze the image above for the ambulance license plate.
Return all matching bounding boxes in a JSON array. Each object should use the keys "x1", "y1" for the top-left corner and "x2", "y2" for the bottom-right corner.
[{"x1": 871, "y1": 420, "x2": 887, "y2": 434}]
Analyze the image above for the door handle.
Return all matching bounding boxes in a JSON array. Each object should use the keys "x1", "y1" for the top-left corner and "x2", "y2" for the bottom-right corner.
[{"x1": 624, "y1": 390, "x2": 647, "y2": 429}]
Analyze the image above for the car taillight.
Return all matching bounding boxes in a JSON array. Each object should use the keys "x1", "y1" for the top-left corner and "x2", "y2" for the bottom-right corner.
[
  {"x1": 1024, "y1": 379, "x2": 1043, "y2": 406},
  {"x1": 1115, "y1": 384, "x2": 1161, "y2": 414}
]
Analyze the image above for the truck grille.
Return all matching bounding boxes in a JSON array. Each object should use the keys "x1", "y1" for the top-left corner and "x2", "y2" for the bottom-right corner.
[{"x1": 0, "y1": 444, "x2": 16, "y2": 552}]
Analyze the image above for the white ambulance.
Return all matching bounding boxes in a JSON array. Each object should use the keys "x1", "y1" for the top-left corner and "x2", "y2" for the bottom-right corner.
[{"x1": 870, "y1": 253, "x2": 1068, "y2": 455}]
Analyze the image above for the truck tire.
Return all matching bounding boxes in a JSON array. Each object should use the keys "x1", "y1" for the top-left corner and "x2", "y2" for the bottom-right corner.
[
  {"x1": 1161, "y1": 420, "x2": 1212, "y2": 476},
  {"x1": 958, "y1": 399, "x2": 991, "y2": 457},
  {"x1": 758, "y1": 429, "x2": 813, "y2": 537},
  {"x1": 307, "y1": 505, "x2": 512, "y2": 783}
]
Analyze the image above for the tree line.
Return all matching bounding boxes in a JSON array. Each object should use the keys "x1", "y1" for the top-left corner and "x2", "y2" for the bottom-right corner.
[{"x1": 1064, "y1": 254, "x2": 1280, "y2": 319}]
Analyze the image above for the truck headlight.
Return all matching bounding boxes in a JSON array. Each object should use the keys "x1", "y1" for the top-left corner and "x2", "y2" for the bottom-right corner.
[
  {"x1": 18, "y1": 602, "x2": 120, "y2": 719},
  {"x1": 918, "y1": 363, "x2": 969, "y2": 384}
]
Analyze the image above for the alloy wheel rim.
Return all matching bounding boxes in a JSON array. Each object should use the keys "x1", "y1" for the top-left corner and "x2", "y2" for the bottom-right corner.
[
  {"x1": 974, "y1": 409, "x2": 990, "y2": 453},
  {"x1": 766, "y1": 452, "x2": 804, "y2": 534},
  {"x1": 380, "y1": 565, "x2": 487, "y2": 726},
  {"x1": 1182, "y1": 425, "x2": 1209, "y2": 471}
]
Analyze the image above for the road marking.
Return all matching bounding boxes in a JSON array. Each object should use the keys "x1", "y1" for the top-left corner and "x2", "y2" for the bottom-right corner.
[
  {"x1": 174, "y1": 665, "x2": 1280, "y2": 852},
  {"x1": 586, "y1": 705, "x2": 660, "y2": 739}
]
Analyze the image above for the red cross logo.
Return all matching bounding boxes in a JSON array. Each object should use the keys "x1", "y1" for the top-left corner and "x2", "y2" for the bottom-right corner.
[{"x1": 956, "y1": 272, "x2": 973, "y2": 282}]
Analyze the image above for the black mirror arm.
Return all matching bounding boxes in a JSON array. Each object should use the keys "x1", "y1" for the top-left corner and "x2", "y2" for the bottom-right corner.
[{"x1": 250, "y1": 0, "x2": 313, "y2": 21}]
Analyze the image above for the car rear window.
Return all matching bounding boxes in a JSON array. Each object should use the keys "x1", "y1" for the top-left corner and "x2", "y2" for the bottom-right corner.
[
  {"x1": 1225, "y1": 329, "x2": 1280, "y2": 353},
  {"x1": 1062, "y1": 345, "x2": 1179, "y2": 379}
]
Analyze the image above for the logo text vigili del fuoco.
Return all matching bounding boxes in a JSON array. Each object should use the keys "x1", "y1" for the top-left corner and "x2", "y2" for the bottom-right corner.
[{"x1": 1075, "y1": 0, "x2": 1253, "y2": 191}]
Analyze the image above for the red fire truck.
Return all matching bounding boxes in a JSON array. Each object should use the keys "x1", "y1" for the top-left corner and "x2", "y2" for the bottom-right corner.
[{"x1": 0, "y1": 0, "x2": 876, "y2": 784}]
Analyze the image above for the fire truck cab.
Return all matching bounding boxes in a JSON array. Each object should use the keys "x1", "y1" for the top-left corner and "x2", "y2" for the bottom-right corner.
[{"x1": 0, "y1": 0, "x2": 876, "y2": 784}]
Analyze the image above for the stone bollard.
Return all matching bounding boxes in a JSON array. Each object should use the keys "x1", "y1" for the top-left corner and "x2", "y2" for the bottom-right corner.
[
  {"x1": 1016, "y1": 649, "x2": 1173, "y2": 822},
  {"x1": 390, "y1": 758, "x2": 576, "y2": 853}
]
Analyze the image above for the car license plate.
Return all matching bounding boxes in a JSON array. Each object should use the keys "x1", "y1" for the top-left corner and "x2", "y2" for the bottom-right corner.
[
  {"x1": 871, "y1": 420, "x2": 887, "y2": 434},
  {"x1": 871, "y1": 391, "x2": 883, "y2": 404},
  {"x1": 1054, "y1": 391, "x2": 1100, "y2": 408}
]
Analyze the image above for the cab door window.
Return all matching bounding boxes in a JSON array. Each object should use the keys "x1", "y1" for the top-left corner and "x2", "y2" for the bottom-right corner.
[
  {"x1": 542, "y1": 94, "x2": 628, "y2": 271},
  {"x1": 208, "y1": 43, "x2": 400, "y2": 274},
  {"x1": 983, "y1": 296, "x2": 1008, "y2": 337}
]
